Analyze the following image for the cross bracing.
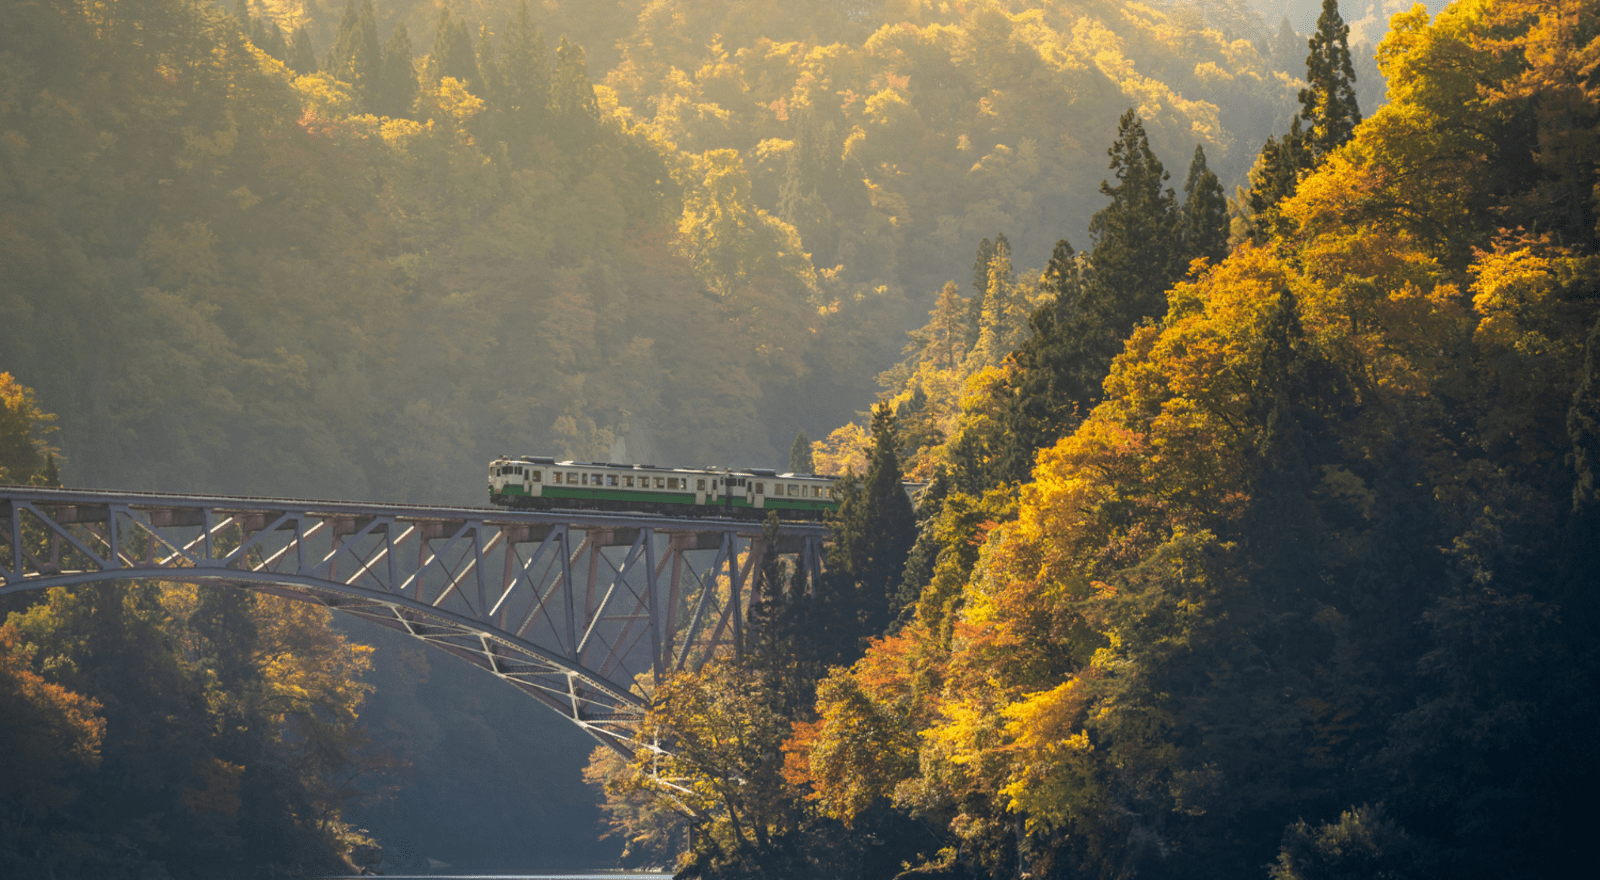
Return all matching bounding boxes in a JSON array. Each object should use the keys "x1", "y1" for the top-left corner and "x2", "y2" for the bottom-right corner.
[{"x1": 0, "y1": 486, "x2": 826, "y2": 756}]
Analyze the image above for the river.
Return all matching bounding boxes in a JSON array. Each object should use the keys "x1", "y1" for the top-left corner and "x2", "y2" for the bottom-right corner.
[{"x1": 324, "y1": 874, "x2": 673, "y2": 879}]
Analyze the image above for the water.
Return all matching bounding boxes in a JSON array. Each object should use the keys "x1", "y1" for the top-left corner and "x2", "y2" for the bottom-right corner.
[{"x1": 324, "y1": 875, "x2": 673, "y2": 879}]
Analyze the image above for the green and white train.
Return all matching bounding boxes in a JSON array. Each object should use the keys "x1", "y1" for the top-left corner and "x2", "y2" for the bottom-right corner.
[{"x1": 487, "y1": 456, "x2": 849, "y2": 520}]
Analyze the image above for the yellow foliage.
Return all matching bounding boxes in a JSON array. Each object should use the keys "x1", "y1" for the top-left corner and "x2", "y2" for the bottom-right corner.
[{"x1": 812, "y1": 421, "x2": 869, "y2": 475}]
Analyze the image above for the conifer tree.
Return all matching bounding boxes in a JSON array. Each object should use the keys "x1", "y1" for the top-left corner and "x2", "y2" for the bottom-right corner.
[
  {"x1": 825, "y1": 404, "x2": 917, "y2": 646},
  {"x1": 790, "y1": 431, "x2": 815, "y2": 474},
  {"x1": 256, "y1": 19, "x2": 288, "y2": 63},
  {"x1": 1182, "y1": 144, "x2": 1230, "y2": 267},
  {"x1": 374, "y1": 24, "x2": 417, "y2": 119},
  {"x1": 325, "y1": 0, "x2": 382, "y2": 111},
  {"x1": 1269, "y1": 16, "x2": 1302, "y2": 73},
  {"x1": 425, "y1": 9, "x2": 482, "y2": 94},
  {"x1": 1245, "y1": 116, "x2": 1310, "y2": 243},
  {"x1": 475, "y1": 24, "x2": 505, "y2": 108},
  {"x1": 1087, "y1": 109, "x2": 1182, "y2": 331},
  {"x1": 986, "y1": 239, "x2": 1102, "y2": 485},
  {"x1": 920, "y1": 281, "x2": 970, "y2": 370},
  {"x1": 1300, "y1": 0, "x2": 1362, "y2": 160},
  {"x1": 551, "y1": 37, "x2": 601, "y2": 153},
  {"x1": 967, "y1": 232, "x2": 1023, "y2": 370},
  {"x1": 966, "y1": 236, "x2": 996, "y2": 351},
  {"x1": 288, "y1": 25, "x2": 317, "y2": 76},
  {"x1": 499, "y1": 1, "x2": 551, "y2": 161}
]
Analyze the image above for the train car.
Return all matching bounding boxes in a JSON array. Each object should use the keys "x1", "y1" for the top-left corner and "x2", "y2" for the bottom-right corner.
[{"x1": 485, "y1": 456, "x2": 912, "y2": 520}]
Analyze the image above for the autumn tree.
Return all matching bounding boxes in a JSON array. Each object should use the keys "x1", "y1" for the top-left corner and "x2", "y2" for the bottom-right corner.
[{"x1": 0, "y1": 373, "x2": 54, "y2": 484}]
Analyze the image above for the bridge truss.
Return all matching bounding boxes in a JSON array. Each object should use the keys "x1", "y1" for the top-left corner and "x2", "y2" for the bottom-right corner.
[{"x1": 0, "y1": 487, "x2": 826, "y2": 755}]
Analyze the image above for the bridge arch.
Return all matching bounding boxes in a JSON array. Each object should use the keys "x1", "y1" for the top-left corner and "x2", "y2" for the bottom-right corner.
[{"x1": 1, "y1": 488, "x2": 826, "y2": 755}]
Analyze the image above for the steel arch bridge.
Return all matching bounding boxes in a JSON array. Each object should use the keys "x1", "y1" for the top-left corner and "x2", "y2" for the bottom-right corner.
[{"x1": 0, "y1": 486, "x2": 826, "y2": 756}]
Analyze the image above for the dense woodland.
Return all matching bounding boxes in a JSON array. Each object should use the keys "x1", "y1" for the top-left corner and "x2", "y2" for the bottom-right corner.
[
  {"x1": 0, "y1": 0, "x2": 1394, "y2": 500},
  {"x1": 3, "y1": 0, "x2": 1596, "y2": 877},
  {"x1": 594, "y1": 1, "x2": 1600, "y2": 879}
]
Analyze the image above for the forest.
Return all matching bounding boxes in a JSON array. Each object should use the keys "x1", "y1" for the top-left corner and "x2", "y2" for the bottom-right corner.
[{"x1": 2, "y1": 0, "x2": 1595, "y2": 877}]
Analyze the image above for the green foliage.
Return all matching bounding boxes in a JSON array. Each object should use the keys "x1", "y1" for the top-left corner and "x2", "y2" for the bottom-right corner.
[
  {"x1": 1087, "y1": 109, "x2": 1184, "y2": 335},
  {"x1": 825, "y1": 404, "x2": 917, "y2": 645},
  {"x1": 424, "y1": 8, "x2": 482, "y2": 95},
  {"x1": 1300, "y1": 0, "x2": 1364, "y2": 160},
  {"x1": 1181, "y1": 144, "x2": 1230, "y2": 268},
  {"x1": 374, "y1": 24, "x2": 418, "y2": 119},
  {"x1": 326, "y1": 0, "x2": 382, "y2": 111},
  {"x1": 789, "y1": 430, "x2": 814, "y2": 473}
]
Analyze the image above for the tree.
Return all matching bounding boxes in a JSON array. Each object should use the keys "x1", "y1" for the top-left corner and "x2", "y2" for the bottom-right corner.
[
  {"x1": 966, "y1": 236, "x2": 997, "y2": 351},
  {"x1": 790, "y1": 431, "x2": 815, "y2": 473},
  {"x1": 1245, "y1": 116, "x2": 1310, "y2": 243},
  {"x1": 1087, "y1": 109, "x2": 1182, "y2": 331},
  {"x1": 325, "y1": 0, "x2": 382, "y2": 112},
  {"x1": 498, "y1": 1, "x2": 551, "y2": 161},
  {"x1": 372, "y1": 24, "x2": 417, "y2": 119},
  {"x1": 1300, "y1": 0, "x2": 1362, "y2": 160},
  {"x1": 1182, "y1": 144, "x2": 1230, "y2": 267},
  {"x1": 288, "y1": 25, "x2": 317, "y2": 76},
  {"x1": 551, "y1": 37, "x2": 601, "y2": 153},
  {"x1": 826, "y1": 404, "x2": 917, "y2": 642},
  {"x1": 0, "y1": 621, "x2": 104, "y2": 842},
  {"x1": 424, "y1": 8, "x2": 481, "y2": 95},
  {"x1": 966, "y1": 232, "x2": 1026, "y2": 370},
  {"x1": 778, "y1": 102, "x2": 861, "y2": 269},
  {"x1": 917, "y1": 281, "x2": 970, "y2": 371},
  {"x1": 0, "y1": 372, "x2": 54, "y2": 484}
]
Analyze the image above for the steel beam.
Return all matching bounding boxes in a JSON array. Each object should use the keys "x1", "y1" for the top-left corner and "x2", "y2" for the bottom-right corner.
[{"x1": 0, "y1": 486, "x2": 827, "y2": 756}]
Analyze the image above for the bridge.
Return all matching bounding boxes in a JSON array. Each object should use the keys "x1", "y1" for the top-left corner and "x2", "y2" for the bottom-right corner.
[{"x1": 0, "y1": 486, "x2": 826, "y2": 756}]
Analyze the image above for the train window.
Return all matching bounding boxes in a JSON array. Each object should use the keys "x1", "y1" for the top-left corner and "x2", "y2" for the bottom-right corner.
[
  {"x1": 696, "y1": 479, "x2": 706, "y2": 491},
  {"x1": 531, "y1": 471, "x2": 541, "y2": 482},
  {"x1": 788, "y1": 484, "x2": 798, "y2": 496},
  {"x1": 590, "y1": 473, "x2": 600, "y2": 485},
  {"x1": 812, "y1": 486, "x2": 821, "y2": 497},
  {"x1": 607, "y1": 475, "x2": 617, "y2": 486},
  {"x1": 624, "y1": 476, "x2": 634, "y2": 487},
  {"x1": 668, "y1": 477, "x2": 680, "y2": 490},
  {"x1": 755, "y1": 482, "x2": 764, "y2": 494}
]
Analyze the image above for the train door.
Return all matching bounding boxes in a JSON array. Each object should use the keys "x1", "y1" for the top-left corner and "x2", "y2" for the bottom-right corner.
[{"x1": 695, "y1": 477, "x2": 707, "y2": 505}]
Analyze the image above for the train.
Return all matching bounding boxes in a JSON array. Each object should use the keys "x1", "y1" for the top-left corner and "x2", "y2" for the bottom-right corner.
[{"x1": 486, "y1": 455, "x2": 915, "y2": 520}]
